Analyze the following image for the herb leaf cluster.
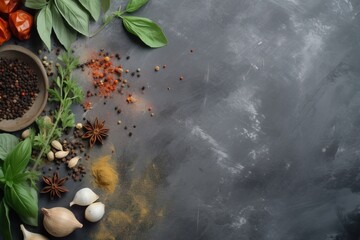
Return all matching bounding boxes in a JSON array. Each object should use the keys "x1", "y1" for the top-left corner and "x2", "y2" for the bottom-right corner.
[
  {"x1": 33, "y1": 52, "x2": 83, "y2": 170},
  {"x1": 100, "y1": 0, "x2": 168, "y2": 48},
  {"x1": 0, "y1": 135, "x2": 38, "y2": 240},
  {"x1": 26, "y1": 0, "x2": 167, "y2": 49},
  {"x1": 25, "y1": 0, "x2": 111, "y2": 50}
]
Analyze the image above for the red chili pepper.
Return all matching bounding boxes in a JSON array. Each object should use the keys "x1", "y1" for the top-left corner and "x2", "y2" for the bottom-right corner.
[
  {"x1": 0, "y1": 17, "x2": 10, "y2": 45},
  {"x1": 0, "y1": 0, "x2": 20, "y2": 14},
  {"x1": 8, "y1": 10, "x2": 33, "y2": 40}
]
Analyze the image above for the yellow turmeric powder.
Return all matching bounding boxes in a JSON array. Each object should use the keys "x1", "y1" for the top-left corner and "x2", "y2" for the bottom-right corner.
[{"x1": 91, "y1": 155, "x2": 118, "y2": 193}]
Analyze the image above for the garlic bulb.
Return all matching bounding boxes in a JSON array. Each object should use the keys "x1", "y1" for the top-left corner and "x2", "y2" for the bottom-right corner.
[
  {"x1": 85, "y1": 202, "x2": 105, "y2": 222},
  {"x1": 51, "y1": 140, "x2": 63, "y2": 151},
  {"x1": 42, "y1": 207, "x2": 83, "y2": 237},
  {"x1": 68, "y1": 156, "x2": 80, "y2": 168},
  {"x1": 20, "y1": 224, "x2": 48, "y2": 240},
  {"x1": 70, "y1": 188, "x2": 99, "y2": 206}
]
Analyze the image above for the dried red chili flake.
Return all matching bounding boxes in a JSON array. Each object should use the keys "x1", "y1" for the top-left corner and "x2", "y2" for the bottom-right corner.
[
  {"x1": 126, "y1": 94, "x2": 136, "y2": 103},
  {"x1": 82, "y1": 101, "x2": 92, "y2": 111},
  {"x1": 85, "y1": 53, "x2": 122, "y2": 97}
]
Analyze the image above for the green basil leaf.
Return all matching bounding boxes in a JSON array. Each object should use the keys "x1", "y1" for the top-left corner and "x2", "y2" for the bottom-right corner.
[
  {"x1": 37, "y1": 5, "x2": 53, "y2": 50},
  {"x1": 102, "y1": 0, "x2": 111, "y2": 13},
  {"x1": 0, "y1": 199, "x2": 12, "y2": 240},
  {"x1": 25, "y1": 0, "x2": 47, "y2": 10},
  {"x1": 12, "y1": 172, "x2": 32, "y2": 184},
  {"x1": 121, "y1": 16, "x2": 168, "y2": 48},
  {"x1": 4, "y1": 183, "x2": 38, "y2": 226},
  {"x1": 125, "y1": 0, "x2": 148, "y2": 13},
  {"x1": 18, "y1": 187, "x2": 38, "y2": 226},
  {"x1": 0, "y1": 167, "x2": 4, "y2": 189},
  {"x1": 51, "y1": 2, "x2": 77, "y2": 50},
  {"x1": 4, "y1": 138, "x2": 32, "y2": 179},
  {"x1": 79, "y1": 0, "x2": 101, "y2": 21},
  {"x1": 0, "y1": 133, "x2": 18, "y2": 161},
  {"x1": 55, "y1": 0, "x2": 89, "y2": 36}
]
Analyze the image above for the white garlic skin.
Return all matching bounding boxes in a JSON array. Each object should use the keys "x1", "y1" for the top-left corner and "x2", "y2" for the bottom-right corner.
[
  {"x1": 42, "y1": 207, "x2": 83, "y2": 237},
  {"x1": 20, "y1": 224, "x2": 48, "y2": 240},
  {"x1": 70, "y1": 188, "x2": 99, "y2": 206},
  {"x1": 85, "y1": 202, "x2": 105, "y2": 222}
]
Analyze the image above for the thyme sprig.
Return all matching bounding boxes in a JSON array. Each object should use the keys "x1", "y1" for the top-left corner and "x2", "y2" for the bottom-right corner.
[{"x1": 32, "y1": 52, "x2": 83, "y2": 170}]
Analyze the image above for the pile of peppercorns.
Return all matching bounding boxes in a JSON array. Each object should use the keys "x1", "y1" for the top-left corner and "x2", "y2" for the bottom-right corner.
[{"x1": 0, "y1": 57, "x2": 39, "y2": 120}]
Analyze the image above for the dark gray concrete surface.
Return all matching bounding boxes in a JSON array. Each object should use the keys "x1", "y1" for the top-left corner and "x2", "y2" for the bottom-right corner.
[{"x1": 5, "y1": 0, "x2": 360, "y2": 239}]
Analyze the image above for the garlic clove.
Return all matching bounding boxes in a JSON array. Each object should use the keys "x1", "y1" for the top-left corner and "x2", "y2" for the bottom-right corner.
[
  {"x1": 68, "y1": 156, "x2": 80, "y2": 168},
  {"x1": 85, "y1": 202, "x2": 105, "y2": 222},
  {"x1": 42, "y1": 207, "x2": 83, "y2": 237},
  {"x1": 47, "y1": 151, "x2": 54, "y2": 161},
  {"x1": 55, "y1": 150, "x2": 69, "y2": 159},
  {"x1": 21, "y1": 129, "x2": 30, "y2": 139},
  {"x1": 51, "y1": 140, "x2": 63, "y2": 151},
  {"x1": 20, "y1": 224, "x2": 48, "y2": 240},
  {"x1": 70, "y1": 188, "x2": 99, "y2": 206}
]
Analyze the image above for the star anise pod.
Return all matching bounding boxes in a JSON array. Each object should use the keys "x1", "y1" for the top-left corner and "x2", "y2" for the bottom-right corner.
[
  {"x1": 40, "y1": 172, "x2": 68, "y2": 199},
  {"x1": 82, "y1": 117, "x2": 109, "y2": 147}
]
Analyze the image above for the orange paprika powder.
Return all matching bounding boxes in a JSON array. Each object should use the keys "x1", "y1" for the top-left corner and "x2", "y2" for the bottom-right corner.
[
  {"x1": 8, "y1": 10, "x2": 33, "y2": 40},
  {"x1": 0, "y1": 17, "x2": 10, "y2": 45},
  {"x1": 0, "y1": 0, "x2": 20, "y2": 14}
]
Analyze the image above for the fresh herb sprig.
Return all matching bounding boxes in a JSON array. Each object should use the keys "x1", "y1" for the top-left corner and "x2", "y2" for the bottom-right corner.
[
  {"x1": 32, "y1": 52, "x2": 83, "y2": 170},
  {"x1": 0, "y1": 135, "x2": 39, "y2": 240},
  {"x1": 25, "y1": 0, "x2": 167, "y2": 49},
  {"x1": 92, "y1": 0, "x2": 168, "y2": 48}
]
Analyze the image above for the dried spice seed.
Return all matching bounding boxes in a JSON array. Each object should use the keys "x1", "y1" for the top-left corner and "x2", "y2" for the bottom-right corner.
[
  {"x1": 82, "y1": 118, "x2": 109, "y2": 147},
  {"x1": 40, "y1": 172, "x2": 68, "y2": 199},
  {"x1": 0, "y1": 57, "x2": 40, "y2": 120}
]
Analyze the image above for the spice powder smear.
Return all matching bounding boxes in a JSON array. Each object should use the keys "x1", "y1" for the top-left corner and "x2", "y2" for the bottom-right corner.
[{"x1": 91, "y1": 155, "x2": 119, "y2": 193}]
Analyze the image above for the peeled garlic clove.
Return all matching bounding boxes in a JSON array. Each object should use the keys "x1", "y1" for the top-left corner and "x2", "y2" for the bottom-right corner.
[
  {"x1": 47, "y1": 151, "x2": 54, "y2": 161},
  {"x1": 75, "y1": 123, "x2": 83, "y2": 129},
  {"x1": 51, "y1": 140, "x2": 63, "y2": 151},
  {"x1": 21, "y1": 129, "x2": 30, "y2": 139},
  {"x1": 70, "y1": 188, "x2": 99, "y2": 206},
  {"x1": 68, "y1": 156, "x2": 80, "y2": 168},
  {"x1": 85, "y1": 202, "x2": 105, "y2": 222},
  {"x1": 55, "y1": 150, "x2": 69, "y2": 159},
  {"x1": 20, "y1": 224, "x2": 48, "y2": 240},
  {"x1": 42, "y1": 207, "x2": 83, "y2": 237}
]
